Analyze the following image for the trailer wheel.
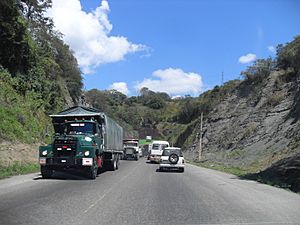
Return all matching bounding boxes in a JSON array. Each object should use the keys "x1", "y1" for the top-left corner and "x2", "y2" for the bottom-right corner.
[
  {"x1": 41, "y1": 166, "x2": 53, "y2": 179},
  {"x1": 111, "y1": 159, "x2": 117, "y2": 171}
]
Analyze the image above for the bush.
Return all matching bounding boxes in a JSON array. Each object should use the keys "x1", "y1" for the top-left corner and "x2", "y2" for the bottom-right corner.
[
  {"x1": 241, "y1": 58, "x2": 275, "y2": 84},
  {"x1": 277, "y1": 36, "x2": 300, "y2": 74}
]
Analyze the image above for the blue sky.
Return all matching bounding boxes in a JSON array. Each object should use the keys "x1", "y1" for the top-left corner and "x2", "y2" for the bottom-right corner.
[{"x1": 48, "y1": 0, "x2": 300, "y2": 96}]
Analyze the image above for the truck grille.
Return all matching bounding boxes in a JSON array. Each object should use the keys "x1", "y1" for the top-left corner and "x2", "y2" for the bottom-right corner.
[
  {"x1": 54, "y1": 139, "x2": 77, "y2": 157},
  {"x1": 125, "y1": 148, "x2": 134, "y2": 155}
]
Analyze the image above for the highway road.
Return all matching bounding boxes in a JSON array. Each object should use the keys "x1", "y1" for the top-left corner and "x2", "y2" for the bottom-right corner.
[{"x1": 0, "y1": 159, "x2": 300, "y2": 225}]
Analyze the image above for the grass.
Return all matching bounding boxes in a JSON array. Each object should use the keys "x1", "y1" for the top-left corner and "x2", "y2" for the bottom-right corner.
[
  {"x1": 188, "y1": 159, "x2": 300, "y2": 193},
  {"x1": 188, "y1": 160, "x2": 261, "y2": 177},
  {"x1": 0, "y1": 162, "x2": 40, "y2": 179}
]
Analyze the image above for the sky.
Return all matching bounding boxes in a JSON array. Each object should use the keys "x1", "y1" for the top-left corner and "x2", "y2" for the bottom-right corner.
[{"x1": 47, "y1": 0, "x2": 300, "y2": 97}]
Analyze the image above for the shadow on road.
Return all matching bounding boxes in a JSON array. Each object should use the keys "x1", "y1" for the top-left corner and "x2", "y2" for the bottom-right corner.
[
  {"x1": 155, "y1": 168, "x2": 183, "y2": 173},
  {"x1": 33, "y1": 169, "x2": 108, "y2": 181}
]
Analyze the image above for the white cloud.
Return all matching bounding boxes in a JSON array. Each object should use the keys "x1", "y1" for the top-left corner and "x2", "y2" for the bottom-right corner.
[
  {"x1": 135, "y1": 68, "x2": 204, "y2": 96},
  {"x1": 47, "y1": 0, "x2": 146, "y2": 74},
  {"x1": 238, "y1": 53, "x2": 257, "y2": 64},
  {"x1": 267, "y1": 46, "x2": 276, "y2": 54},
  {"x1": 108, "y1": 82, "x2": 129, "y2": 95}
]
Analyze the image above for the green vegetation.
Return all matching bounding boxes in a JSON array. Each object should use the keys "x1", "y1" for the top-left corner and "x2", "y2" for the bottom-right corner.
[
  {"x1": 0, "y1": 162, "x2": 39, "y2": 179},
  {"x1": 0, "y1": 69, "x2": 52, "y2": 142},
  {"x1": 189, "y1": 160, "x2": 261, "y2": 177},
  {"x1": 0, "y1": 0, "x2": 83, "y2": 143},
  {"x1": 83, "y1": 36, "x2": 300, "y2": 148},
  {"x1": 0, "y1": 0, "x2": 83, "y2": 177},
  {"x1": 139, "y1": 139, "x2": 152, "y2": 145},
  {"x1": 0, "y1": 1, "x2": 300, "y2": 182},
  {"x1": 189, "y1": 160, "x2": 298, "y2": 193}
]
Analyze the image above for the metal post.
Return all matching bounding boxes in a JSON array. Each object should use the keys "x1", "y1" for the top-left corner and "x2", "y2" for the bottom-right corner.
[{"x1": 199, "y1": 112, "x2": 203, "y2": 161}]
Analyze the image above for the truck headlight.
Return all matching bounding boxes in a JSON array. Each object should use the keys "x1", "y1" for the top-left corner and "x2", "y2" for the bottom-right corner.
[
  {"x1": 84, "y1": 151, "x2": 90, "y2": 156},
  {"x1": 42, "y1": 150, "x2": 47, "y2": 156}
]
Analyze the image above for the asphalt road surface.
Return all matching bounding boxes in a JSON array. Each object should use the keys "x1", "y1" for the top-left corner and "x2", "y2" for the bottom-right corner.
[{"x1": 0, "y1": 159, "x2": 300, "y2": 225}]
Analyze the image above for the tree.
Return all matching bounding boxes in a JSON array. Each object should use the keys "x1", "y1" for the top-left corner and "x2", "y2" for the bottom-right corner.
[{"x1": 0, "y1": 0, "x2": 34, "y2": 74}]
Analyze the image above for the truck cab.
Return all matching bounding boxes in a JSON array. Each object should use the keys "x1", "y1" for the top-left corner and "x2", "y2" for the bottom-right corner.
[
  {"x1": 123, "y1": 139, "x2": 139, "y2": 160},
  {"x1": 39, "y1": 106, "x2": 123, "y2": 179}
]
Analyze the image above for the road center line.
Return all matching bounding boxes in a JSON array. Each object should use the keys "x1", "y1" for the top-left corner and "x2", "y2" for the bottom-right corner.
[{"x1": 83, "y1": 161, "x2": 142, "y2": 214}]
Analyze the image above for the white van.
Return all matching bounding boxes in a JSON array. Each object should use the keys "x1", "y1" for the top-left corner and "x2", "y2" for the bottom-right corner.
[{"x1": 148, "y1": 140, "x2": 170, "y2": 163}]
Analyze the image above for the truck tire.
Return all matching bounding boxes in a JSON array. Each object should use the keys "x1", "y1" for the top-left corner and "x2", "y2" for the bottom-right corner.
[
  {"x1": 87, "y1": 166, "x2": 97, "y2": 180},
  {"x1": 116, "y1": 158, "x2": 119, "y2": 170},
  {"x1": 41, "y1": 166, "x2": 53, "y2": 179},
  {"x1": 135, "y1": 155, "x2": 139, "y2": 161},
  {"x1": 111, "y1": 159, "x2": 117, "y2": 171},
  {"x1": 105, "y1": 156, "x2": 117, "y2": 171}
]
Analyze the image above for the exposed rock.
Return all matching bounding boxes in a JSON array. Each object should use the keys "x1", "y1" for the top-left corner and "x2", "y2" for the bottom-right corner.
[{"x1": 185, "y1": 70, "x2": 300, "y2": 171}]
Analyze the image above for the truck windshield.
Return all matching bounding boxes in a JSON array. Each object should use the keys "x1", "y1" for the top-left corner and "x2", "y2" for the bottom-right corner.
[
  {"x1": 65, "y1": 122, "x2": 95, "y2": 135},
  {"x1": 124, "y1": 143, "x2": 138, "y2": 147}
]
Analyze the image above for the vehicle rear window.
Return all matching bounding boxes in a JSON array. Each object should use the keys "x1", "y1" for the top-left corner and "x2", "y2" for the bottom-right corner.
[{"x1": 162, "y1": 149, "x2": 183, "y2": 157}]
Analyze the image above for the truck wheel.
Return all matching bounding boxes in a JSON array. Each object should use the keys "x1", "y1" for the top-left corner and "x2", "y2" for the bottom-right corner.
[
  {"x1": 111, "y1": 159, "x2": 117, "y2": 171},
  {"x1": 116, "y1": 158, "x2": 119, "y2": 170},
  {"x1": 87, "y1": 166, "x2": 97, "y2": 179},
  {"x1": 41, "y1": 166, "x2": 53, "y2": 179},
  {"x1": 135, "y1": 155, "x2": 139, "y2": 161}
]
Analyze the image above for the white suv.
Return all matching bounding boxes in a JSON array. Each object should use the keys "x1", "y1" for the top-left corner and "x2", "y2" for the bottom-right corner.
[{"x1": 159, "y1": 147, "x2": 185, "y2": 172}]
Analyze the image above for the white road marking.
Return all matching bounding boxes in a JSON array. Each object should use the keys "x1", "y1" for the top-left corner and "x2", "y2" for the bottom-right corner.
[{"x1": 83, "y1": 161, "x2": 141, "y2": 214}]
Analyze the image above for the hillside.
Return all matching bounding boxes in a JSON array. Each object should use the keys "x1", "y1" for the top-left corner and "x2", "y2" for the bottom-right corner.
[
  {"x1": 180, "y1": 37, "x2": 300, "y2": 190},
  {"x1": 0, "y1": 0, "x2": 82, "y2": 177},
  {"x1": 85, "y1": 36, "x2": 300, "y2": 191},
  {"x1": 0, "y1": 1, "x2": 299, "y2": 190},
  {"x1": 0, "y1": 0, "x2": 82, "y2": 143}
]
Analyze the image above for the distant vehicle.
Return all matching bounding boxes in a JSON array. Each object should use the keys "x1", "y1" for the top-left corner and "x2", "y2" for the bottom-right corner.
[
  {"x1": 148, "y1": 140, "x2": 170, "y2": 163},
  {"x1": 123, "y1": 139, "x2": 139, "y2": 160},
  {"x1": 139, "y1": 146, "x2": 143, "y2": 157},
  {"x1": 159, "y1": 147, "x2": 185, "y2": 172},
  {"x1": 39, "y1": 106, "x2": 123, "y2": 179},
  {"x1": 146, "y1": 136, "x2": 152, "y2": 141}
]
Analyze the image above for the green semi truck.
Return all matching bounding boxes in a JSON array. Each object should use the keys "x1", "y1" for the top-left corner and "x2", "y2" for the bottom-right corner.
[{"x1": 39, "y1": 106, "x2": 123, "y2": 179}]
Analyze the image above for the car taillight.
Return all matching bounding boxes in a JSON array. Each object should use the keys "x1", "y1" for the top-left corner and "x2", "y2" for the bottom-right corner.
[{"x1": 182, "y1": 159, "x2": 185, "y2": 164}]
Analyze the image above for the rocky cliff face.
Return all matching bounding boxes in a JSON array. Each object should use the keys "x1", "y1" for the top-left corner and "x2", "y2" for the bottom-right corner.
[{"x1": 185, "y1": 69, "x2": 300, "y2": 171}]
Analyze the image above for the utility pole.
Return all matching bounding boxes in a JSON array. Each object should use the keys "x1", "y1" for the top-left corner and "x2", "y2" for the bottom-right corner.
[{"x1": 198, "y1": 112, "x2": 203, "y2": 161}]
